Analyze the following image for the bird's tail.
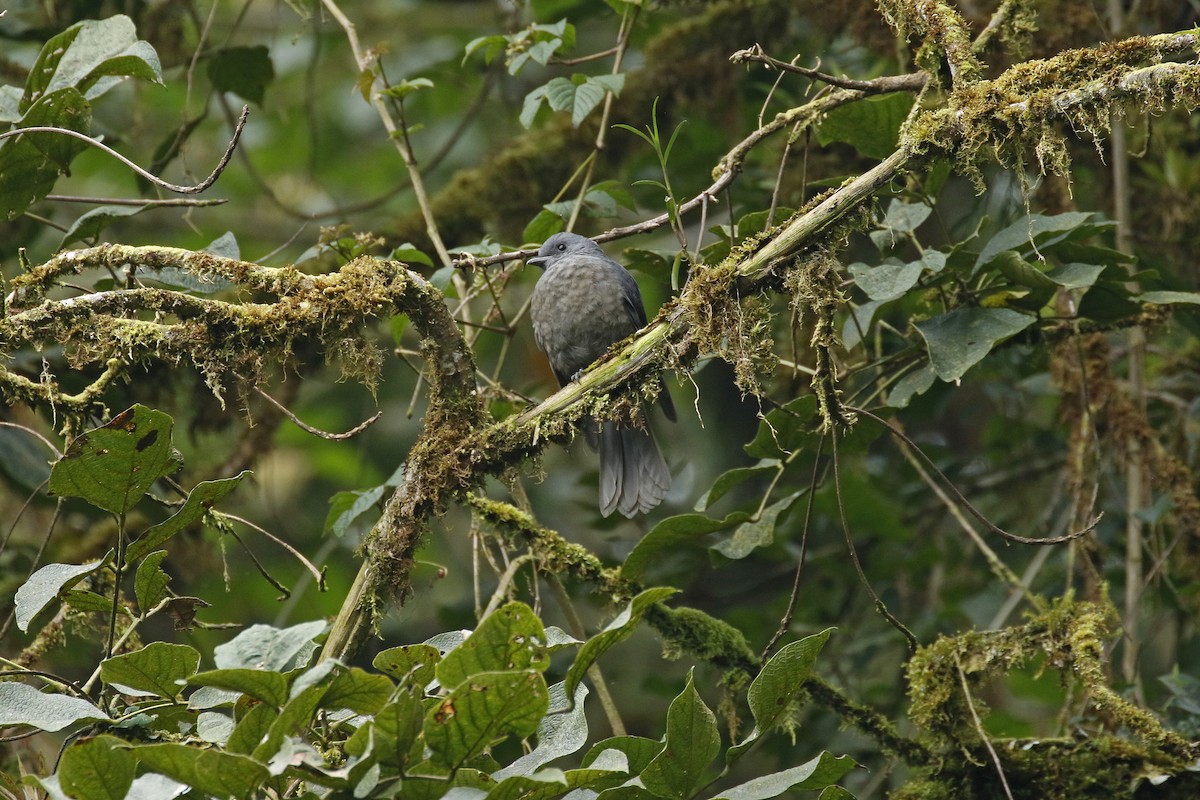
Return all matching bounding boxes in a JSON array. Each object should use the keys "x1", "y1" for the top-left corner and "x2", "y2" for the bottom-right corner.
[{"x1": 593, "y1": 418, "x2": 671, "y2": 518}]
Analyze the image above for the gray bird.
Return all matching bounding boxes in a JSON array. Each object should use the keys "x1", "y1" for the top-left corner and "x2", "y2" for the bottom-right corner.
[{"x1": 528, "y1": 232, "x2": 676, "y2": 517}]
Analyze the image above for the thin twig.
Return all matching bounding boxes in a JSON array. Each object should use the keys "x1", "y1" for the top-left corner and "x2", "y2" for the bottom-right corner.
[
  {"x1": 253, "y1": 386, "x2": 381, "y2": 441},
  {"x1": 3, "y1": 106, "x2": 249, "y2": 195},
  {"x1": 762, "y1": 438, "x2": 824, "y2": 659},
  {"x1": 830, "y1": 427, "x2": 919, "y2": 652},
  {"x1": 849, "y1": 405, "x2": 1101, "y2": 545},
  {"x1": 45, "y1": 195, "x2": 227, "y2": 207},
  {"x1": 957, "y1": 661, "x2": 1016, "y2": 800},
  {"x1": 219, "y1": 512, "x2": 327, "y2": 591},
  {"x1": 731, "y1": 45, "x2": 928, "y2": 93},
  {"x1": 480, "y1": 554, "x2": 536, "y2": 620}
]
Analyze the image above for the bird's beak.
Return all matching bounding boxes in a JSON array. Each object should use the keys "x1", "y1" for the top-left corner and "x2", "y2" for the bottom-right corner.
[{"x1": 526, "y1": 254, "x2": 547, "y2": 269}]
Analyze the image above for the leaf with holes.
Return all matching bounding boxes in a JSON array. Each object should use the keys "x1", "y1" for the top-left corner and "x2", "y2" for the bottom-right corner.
[{"x1": 48, "y1": 405, "x2": 179, "y2": 515}]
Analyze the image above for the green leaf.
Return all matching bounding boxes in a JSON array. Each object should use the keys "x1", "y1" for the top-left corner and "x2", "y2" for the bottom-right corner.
[
  {"x1": 879, "y1": 199, "x2": 931, "y2": 233},
  {"x1": 225, "y1": 703, "x2": 277, "y2": 755},
  {"x1": 582, "y1": 736, "x2": 663, "y2": 772},
  {"x1": 815, "y1": 93, "x2": 914, "y2": 159},
  {"x1": 639, "y1": 669, "x2": 720, "y2": 799},
  {"x1": 521, "y1": 84, "x2": 552, "y2": 128},
  {"x1": 436, "y1": 602, "x2": 550, "y2": 690},
  {"x1": 382, "y1": 77, "x2": 434, "y2": 100},
  {"x1": 128, "y1": 744, "x2": 268, "y2": 800},
  {"x1": 188, "y1": 668, "x2": 292, "y2": 708},
  {"x1": 728, "y1": 629, "x2": 833, "y2": 763},
  {"x1": 100, "y1": 642, "x2": 201, "y2": 698},
  {"x1": 48, "y1": 405, "x2": 177, "y2": 515},
  {"x1": 59, "y1": 204, "x2": 153, "y2": 248},
  {"x1": 887, "y1": 363, "x2": 937, "y2": 409},
  {"x1": 486, "y1": 766, "x2": 628, "y2": 800},
  {"x1": 622, "y1": 512, "x2": 750, "y2": 580},
  {"x1": 494, "y1": 682, "x2": 590, "y2": 779},
  {"x1": 523, "y1": 208, "x2": 566, "y2": 245},
  {"x1": 712, "y1": 752, "x2": 857, "y2": 799},
  {"x1": 350, "y1": 690, "x2": 424, "y2": 767},
  {"x1": 126, "y1": 471, "x2": 249, "y2": 563},
  {"x1": 1045, "y1": 262, "x2": 1105, "y2": 290},
  {"x1": 696, "y1": 462, "x2": 778, "y2": 511},
  {"x1": 843, "y1": 298, "x2": 887, "y2": 351},
  {"x1": 425, "y1": 670, "x2": 550, "y2": 768},
  {"x1": 0, "y1": 87, "x2": 92, "y2": 221},
  {"x1": 373, "y1": 643, "x2": 440, "y2": 688},
  {"x1": 320, "y1": 666, "x2": 394, "y2": 714},
  {"x1": 849, "y1": 260, "x2": 923, "y2": 302},
  {"x1": 521, "y1": 73, "x2": 624, "y2": 128},
  {"x1": 1139, "y1": 290, "x2": 1200, "y2": 305},
  {"x1": 0, "y1": 425, "x2": 54, "y2": 493},
  {"x1": 991, "y1": 250, "x2": 1058, "y2": 310},
  {"x1": 207, "y1": 46, "x2": 275, "y2": 106},
  {"x1": 564, "y1": 588, "x2": 677, "y2": 698},
  {"x1": 915, "y1": 308, "x2": 1036, "y2": 382},
  {"x1": 712, "y1": 491, "x2": 802, "y2": 559},
  {"x1": 196, "y1": 711, "x2": 235, "y2": 744},
  {"x1": 63, "y1": 588, "x2": 121, "y2": 615},
  {"x1": 14, "y1": 557, "x2": 108, "y2": 632},
  {"x1": 0, "y1": 682, "x2": 109, "y2": 731},
  {"x1": 22, "y1": 15, "x2": 161, "y2": 110},
  {"x1": 389, "y1": 243, "x2": 435, "y2": 268},
  {"x1": 134, "y1": 550, "x2": 170, "y2": 612},
  {"x1": 213, "y1": 620, "x2": 328, "y2": 671},
  {"x1": 252, "y1": 683, "x2": 327, "y2": 762},
  {"x1": 974, "y1": 212, "x2": 1103, "y2": 274},
  {"x1": 463, "y1": 34, "x2": 508, "y2": 66},
  {"x1": 58, "y1": 735, "x2": 136, "y2": 800}
]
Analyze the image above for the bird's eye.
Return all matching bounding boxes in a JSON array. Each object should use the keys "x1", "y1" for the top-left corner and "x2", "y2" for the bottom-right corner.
[{"x1": 556, "y1": 243, "x2": 566, "y2": 251}]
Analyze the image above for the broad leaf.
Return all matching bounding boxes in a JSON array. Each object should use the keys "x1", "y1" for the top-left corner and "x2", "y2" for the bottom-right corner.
[
  {"x1": 0, "y1": 682, "x2": 109, "y2": 731},
  {"x1": 22, "y1": 15, "x2": 161, "y2": 110},
  {"x1": 0, "y1": 87, "x2": 91, "y2": 220},
  {"x1": 14, "y1": 557, "x2": 108, "y2": 632},
  {"x1": 436, "y1": 602, "x2": 549, "y2": 690},
  {"x1": 728, "y1": 629, "x2": 833, "y2": 762},
  {"x1": 134, "y1": 550, "x2": 171, "y2": 612},
  {"x1": 100, "y1": 642, "x2": 201, "y2": 698},
  {"x1": 639, "y1": 669, "x2": 720, "y2": 799},
  {"x1": 207, "y1": 46, "x2": 274, "y2": 106},
  {"x1": 712, "y1": 491, "x2": 803, "y2": 559},
  {"x1": 712, "y1": 752, "x2": 857, "y2": 800},
  {"x1": 60, "y1": 204, "x2": 153, "y2": 248},
  {"x1": 815, "y1": 92, "x2": 913, "y2": 159},
  {"x1": 48, "y1": 405, "x2": 178, "y2": 515},
  {"x1": 373, "y1": 643, "x2": 440, "y2": 688},
  {"x1": 58, "y1": 735, "x2": 136, "y2": 800},
  {"x1": 129, "y1": 744, "x2": 268, "y2": 800},
  {"x1": 126, "y1": 471, "x2": 249, "y2": 563},
  {"x1": 974, "y1": 212, "x2": 1106, "y2": 274},
  {"x1": 425, "y1": 670, "x2": 550, "y2": 768},
  {"x1": 213, "y1": 620, "x2": 328, "y2": 671},
  {"x1": 188, "y1": 668, "x2": 292, "y2": 708},
  {"x1": 849, "y1": 259, "x2": 923, "y2": 302},
  {"x1": 564, "y1": 587, "x2": 677, "y2": 697},
  {"x1": 494, "y1": 682, "x2": 590, "y2": 779},
  {"x1": 915, "y1": 308, "x2": 1035, "y2": 382}
]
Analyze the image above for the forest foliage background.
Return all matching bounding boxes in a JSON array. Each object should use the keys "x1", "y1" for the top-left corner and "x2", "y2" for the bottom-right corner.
[{"x1": 2, "y1": 1, "x2": 1200, "y2": 798}]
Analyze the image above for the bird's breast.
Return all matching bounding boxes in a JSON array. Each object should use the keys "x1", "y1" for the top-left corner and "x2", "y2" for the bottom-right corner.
[{"x1": 531, "y1": 261, "x2": 639, "y2": 378}]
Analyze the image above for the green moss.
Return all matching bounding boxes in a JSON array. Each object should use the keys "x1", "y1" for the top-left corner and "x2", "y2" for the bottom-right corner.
[{"x1": 903, "y1": 595, "x2": 1198, "y2": 797}]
